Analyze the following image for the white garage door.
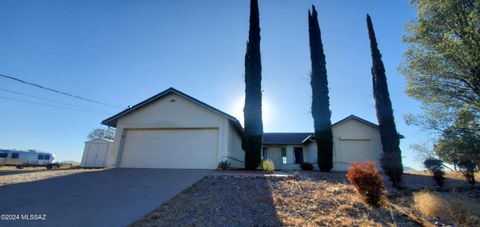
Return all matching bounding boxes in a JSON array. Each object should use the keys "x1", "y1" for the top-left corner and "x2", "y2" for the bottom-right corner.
[
  {"x1": 339, "y1": 139, "x2": 375, "y2": 162},
  {"x1": 120, "y1": 128, "x2": 218, "y2": 169}
]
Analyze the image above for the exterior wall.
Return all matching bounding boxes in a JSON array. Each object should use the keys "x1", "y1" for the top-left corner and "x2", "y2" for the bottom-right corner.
[
  {"x1": 107, "y1": 93, "x2": 233, "y2": 168},
  {"x1": 306, "y1": 142, "x2": 318, "y2": 167},
  {"x1": 331, "y1": 119, "x2": 382, "y2": 171},
  {"x1": 227, "y1": 124, "x2": 244, "y2": 168},
  {"x1": 80, "y1": 139, "x2": 113, "y2": 168},
  {"x1": 263, "y1": 119, "x2": 382, "y2": 171},
  {"x1": 262, "y1": 145, "x2": 310, "y2": 170}
]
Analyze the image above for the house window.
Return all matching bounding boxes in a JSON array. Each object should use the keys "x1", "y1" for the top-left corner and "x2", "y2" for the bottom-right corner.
[
  {"x1": 281, "y1": 147, "x2": 287, "y2": 164},
  {"x1": 44, "y1": 155, "x2": 50, "y2": 160},
  {"x1": 262, "y1": 147, "x2": 268, "y2": 160},
  {"x1": 294, "y1": 147, "x2": 304, "y2": 164},
  {"x1": 38, "y1": 154, "x2": 44, "y2": 160},
  {"x1": 0, "y1": 153, "x2": 7, "y2": 158},
  {"x1": 11, "y1": 153, "x2": 19, "y2": 159}
]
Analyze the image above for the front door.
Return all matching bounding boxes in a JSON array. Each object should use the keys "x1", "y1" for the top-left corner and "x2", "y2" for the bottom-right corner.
[{"x1": 294, "y1": 147, "x2": 304, "y2": 164}]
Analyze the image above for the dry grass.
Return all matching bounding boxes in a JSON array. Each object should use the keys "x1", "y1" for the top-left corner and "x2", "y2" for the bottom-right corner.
[
  {"x1": 0, "y1": 166, "x2": 102, "y2": 186},
  {"x1": 269, "y1": 179, "x2": 413, "y2": 226},
  {"x1": 134, "y1": 171, "x2": 480, "y2": 226},
  {"x1": 133, "y1": 176, "x2": 417, "y2": 226},
  {"x1": 413, "y1": 191, "x2": 480, "y2": 226},
  {"x1": 406, "y1": 170, "x2": 480, "y2": 181},
  {"x1": 446, "y1": 171, "x2": 480, "y2": 181}
]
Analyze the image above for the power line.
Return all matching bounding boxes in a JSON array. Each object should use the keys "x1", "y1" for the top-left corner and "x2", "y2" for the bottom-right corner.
[
  {"x1": 0, "y1": 95, "x2": 114, "y2": 115},
  {"x1": 0, "y1": 88, "x2": 92, "y2": 110},
  {"x1": 0, "y1": 73, "x2": 122, "y2": 109}
]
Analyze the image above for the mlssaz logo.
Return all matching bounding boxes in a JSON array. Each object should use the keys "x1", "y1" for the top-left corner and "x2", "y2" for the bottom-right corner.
[{"x1": 21, "y1": 214, "x2": 47, "y2": 221}]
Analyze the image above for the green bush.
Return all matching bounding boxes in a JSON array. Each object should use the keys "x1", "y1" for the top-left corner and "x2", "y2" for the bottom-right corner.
[
  {"x1": 300, "y1": 162, "x2": 314, "y2": 171},
  {"x1": 457, "y1": 160, "x2": 476, "y2": 185},
  {"x1": 217, "y1": 160, "x2": 231, "y2": 170},
  {"x1": 423, "y1": 158, "x2": 445, "y2": 187},
  {"x1": 346, "y1": 162, "x2": 384, "y2": 206},
  {"x1": 262, "y1": 159, "x2": 275, "y2": 173}
]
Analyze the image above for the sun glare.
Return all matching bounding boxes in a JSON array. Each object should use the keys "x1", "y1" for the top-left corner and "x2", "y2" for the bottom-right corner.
[{"x1": 232, "y1": 96, "x2": 271, "y2": 126}]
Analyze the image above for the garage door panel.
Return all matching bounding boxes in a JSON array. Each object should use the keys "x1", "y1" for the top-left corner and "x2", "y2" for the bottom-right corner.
[
  {"x1": 120, "y1": 129, "x2": 218, "y2": 169},
  {"x1": 339, "y1": 140, "x2": 375, "y2": 162}
]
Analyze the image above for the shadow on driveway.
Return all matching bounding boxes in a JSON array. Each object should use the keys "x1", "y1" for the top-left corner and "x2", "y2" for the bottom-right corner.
[
  {"x1": 0, "y1": 168, "x2": 211, "y2": 227},
  {"x1": 132, "y1": 176, "x2": 282, "y2": 226}
]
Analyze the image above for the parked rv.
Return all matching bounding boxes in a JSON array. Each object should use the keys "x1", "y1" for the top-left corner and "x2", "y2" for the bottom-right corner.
[{"x1": 0, "y1": 149, "x2": 59, "y2": 169}]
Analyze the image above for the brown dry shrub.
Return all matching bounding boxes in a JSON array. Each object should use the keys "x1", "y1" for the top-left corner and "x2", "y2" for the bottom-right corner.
[
  {"x1": 346, "y1": 162, "x2": 384, "y2": 206},
  {"x1": 413, "y1": 191, "x2": 480, "y2": 226}
]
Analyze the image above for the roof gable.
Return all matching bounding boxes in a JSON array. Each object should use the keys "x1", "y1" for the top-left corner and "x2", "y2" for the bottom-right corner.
[
  {"x1": 332, "y1": 115, "x2": 378, "y2": 129},
  {"x1": 102, "y1": 88, "x2": 242, "y2": 133}
]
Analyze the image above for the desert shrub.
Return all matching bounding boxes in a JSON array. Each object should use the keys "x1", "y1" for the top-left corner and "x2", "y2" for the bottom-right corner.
[
  {"x1": 423, "y1": 158, "x2": 445, "y2": 187},
  {"x1": 262, "y1": 159, "x2": 275, "y2": 173},
  {"x1": 346, "y1": 162, "x2": 384, "y2": 206},
  {"x1": 413, "y1": 191, "x2": 480, "y2": 226},
  {"x1": 217, "y1": 160, "x2": 231, "y2": 170},
  {"x1": 457, "y1": 160, "x2": 476, "y2": 185},
  {"x1": 300, "y1": 162, "x2": 313, "y2": 171}
]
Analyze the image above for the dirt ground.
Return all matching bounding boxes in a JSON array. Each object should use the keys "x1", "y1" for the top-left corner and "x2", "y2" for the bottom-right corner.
[
  {"x1": 132, "y1": 175, "x2": 417, "y2": 226},
  {"x1": 133, "y1": 171, "x2": 479, "y2": 226},
  {"x1": 0, "y1": 166, "x2": 103, "y2": 186}
]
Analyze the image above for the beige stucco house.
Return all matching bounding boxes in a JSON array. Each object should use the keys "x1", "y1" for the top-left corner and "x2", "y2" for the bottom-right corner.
[
  {"x1": 102, "y1": 88, "x2": 384, "y2": 171},
  {"x1": 262, "y1": 115, "x2": 383, "y2": 171},
  {"x1": 102, "y1": 88, "x2": 244, "y2": 169}
]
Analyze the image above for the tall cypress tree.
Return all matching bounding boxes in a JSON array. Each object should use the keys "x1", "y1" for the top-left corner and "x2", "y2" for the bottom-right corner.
[
  {"x1": 367, "y1": 14, "x2": 403, "y2": 187},
  {"x1": 243, "y1": 0, "x2": 263, "y2": 170},
  {"x1": 308, "y1": 5, "x2": 333, "y2": 172}
]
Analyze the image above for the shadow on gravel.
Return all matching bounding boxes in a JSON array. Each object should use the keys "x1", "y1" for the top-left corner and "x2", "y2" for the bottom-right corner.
[{"x1": 131, "y1": 176, "x2": 282, "y2": 226}]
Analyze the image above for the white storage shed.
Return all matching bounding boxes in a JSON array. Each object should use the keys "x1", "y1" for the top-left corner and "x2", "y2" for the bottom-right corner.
[{"x1": 80, "y1": 138, "x2": 113, "y2": 168}]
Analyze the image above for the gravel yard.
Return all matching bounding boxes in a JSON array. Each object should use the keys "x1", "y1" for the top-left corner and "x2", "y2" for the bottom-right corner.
[
  {"x1": 132, "y1": 177, "x2": 282, "y2": 226},
  {"x1": 132, "y1": 170, "x2": 480, "y2": 226},
  {"x1": 0, "y1": 166, "x2": 102, "y2": 186},
  {"x1": 132, "y1": 173, "x2": 418, "y2": 226}
]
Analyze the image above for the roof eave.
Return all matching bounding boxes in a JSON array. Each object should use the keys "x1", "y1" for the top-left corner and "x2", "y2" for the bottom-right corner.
[{"x1": 100, "y1": 87, "x2": 242, "y2": 129}]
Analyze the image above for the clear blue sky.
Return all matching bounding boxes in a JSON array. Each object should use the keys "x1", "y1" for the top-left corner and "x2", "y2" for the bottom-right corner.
[{"x1": 0, "y1": 0, "x2": 425, "y2": 169}]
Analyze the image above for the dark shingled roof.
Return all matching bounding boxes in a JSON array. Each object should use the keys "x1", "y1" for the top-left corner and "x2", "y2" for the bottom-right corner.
[
  {"x1": 263, "y1": 133, "x2": 313, "y2": 145},
  {"x1": 263, "y1": 115, "x2": 382, "y2": 145}
]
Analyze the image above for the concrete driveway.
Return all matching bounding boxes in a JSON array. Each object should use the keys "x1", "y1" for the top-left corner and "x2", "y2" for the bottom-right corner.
[{"x1": 0, "y1": 168, "x2": 211, "y2": 227}]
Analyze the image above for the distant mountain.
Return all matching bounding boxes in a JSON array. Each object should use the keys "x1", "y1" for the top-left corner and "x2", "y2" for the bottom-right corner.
[
  {"x1": 403, "y1": 166, "x2": 417, "y2": 171},
  {"x1": 60, "y1": 161, "x2": 80, "y2": 165}
]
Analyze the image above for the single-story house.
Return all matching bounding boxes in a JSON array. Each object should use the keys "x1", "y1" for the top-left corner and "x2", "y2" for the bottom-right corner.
[
  {"x1": 102, "y1": 87, "x2": 383, "y2": 171},
  {"x1": 102, "y1": 87, "x2": 244, "y2": 169},
  {"x1": 263, "y1": 115, "x2": 383, "y2": 171}
]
